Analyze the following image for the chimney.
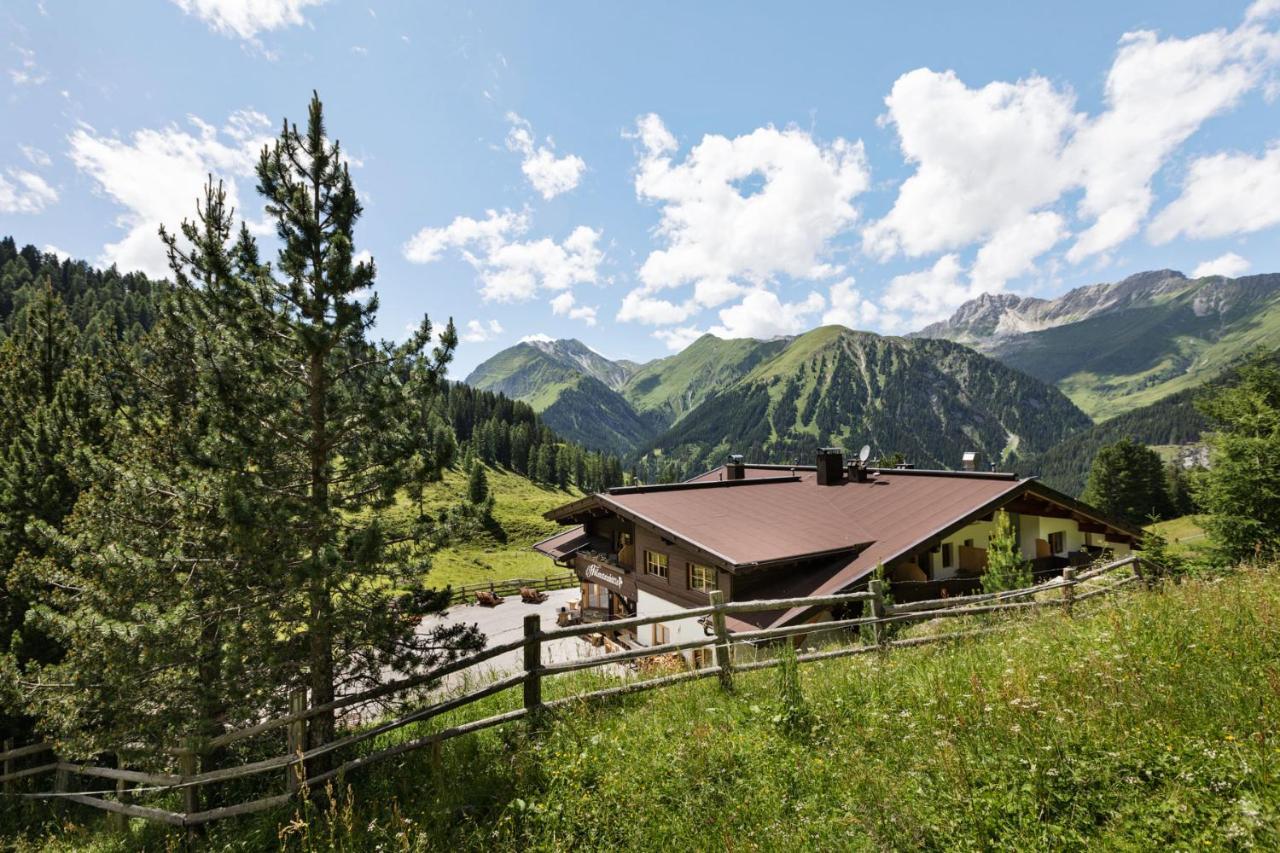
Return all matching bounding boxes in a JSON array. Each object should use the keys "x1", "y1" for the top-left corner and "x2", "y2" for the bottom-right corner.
[
  {"x1": 816, "y1": 447, "x2": 845, "y2": 485},
  {"x1": 727, "y1": 453, "x2": 746, "y2": 481},
  {"x1": 846, "y1": 461, "x2": 869, "y2": 483},
  {"x1": 962, "y1": 451, "x2": 980, "y2": 472}
]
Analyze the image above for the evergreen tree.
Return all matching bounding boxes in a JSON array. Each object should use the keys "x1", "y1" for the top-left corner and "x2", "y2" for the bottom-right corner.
[
  {"x1": 1081, "y1": 437, "x2": 1172, "y2": 525},
  {"x1": 982, "y1": 510, "x2": 1031, "y2": 593},
  {"x1": 1192, "y1": 352, "x2": 1280, "y2": 565},
  {"x1": 1165, "y1": 461, "x2": 1195, "y2": 518},
  {"x1": 467, "y1": 461, "x2": 489, "y2": 505}
]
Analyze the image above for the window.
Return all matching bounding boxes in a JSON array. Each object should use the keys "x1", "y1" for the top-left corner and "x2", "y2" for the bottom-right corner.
[
  {"x1": 583, "y1": 582, "x2": 608, "y2": 609},
  {"x1": 1048, "y1": 531, "x2": 1065, "y2": 554},
  {"x1": 940, "y1": 543, "x2": 953, "y2": 568},
  {"x1": 963, "y1": 538, "x2": 974, "y2": 548},
  {"x1": 688, "y1": 562, "x2": 717, "y2": 592},
  {"x1": 652, "y1": 623, "x2": 670, "y2": 646},
  {"x1": 644, "y1": 550, "x2": 669, "y2": 579},
  {"x1": 691, "y1": 648, "x2": 713, "y2": 669}
]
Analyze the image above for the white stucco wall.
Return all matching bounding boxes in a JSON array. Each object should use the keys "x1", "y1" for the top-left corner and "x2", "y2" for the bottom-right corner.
[{"x1": 633, "y1": 588, "x2": 714, "y2": 663}]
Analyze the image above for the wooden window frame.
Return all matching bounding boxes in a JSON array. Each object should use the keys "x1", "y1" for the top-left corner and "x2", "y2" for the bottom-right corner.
[
  {"x1": 1048, "y1": 531, "x2": 1065, "y2": 555},
  {"x1": 688, "y1": 562, "x2": 717, "y2": 593},
  {"x1": 652, "y1": 623, "x2": 669, "y2": 646},
  {"x1": 644, "y1": 549, "x2": 669, "y2": 579},
  {"x1": 940, "y1": 543, "x2": 953, "y2": 569}
]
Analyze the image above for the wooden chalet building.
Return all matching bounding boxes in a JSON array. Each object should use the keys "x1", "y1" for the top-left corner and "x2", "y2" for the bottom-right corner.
[{"x1": 533, "y1": 448, "x2": 1142, "y2": 662}]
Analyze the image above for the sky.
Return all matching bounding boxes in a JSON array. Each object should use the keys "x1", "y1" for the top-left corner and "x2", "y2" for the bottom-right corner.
[{"x1": 3, "y1": 1, "x2": 1280, "y2": 377}]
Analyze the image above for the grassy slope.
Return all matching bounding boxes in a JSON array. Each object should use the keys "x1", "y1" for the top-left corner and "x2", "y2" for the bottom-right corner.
[
  {"x1": 21, "y1": 568, "x2": 1280, "y2": 851},
  {"x1": 393, "y1": 463, "x2": 581, "y2": 589},
  {"x1": 1147, "y1": 514, "x2": 1208, "y2": 557}
]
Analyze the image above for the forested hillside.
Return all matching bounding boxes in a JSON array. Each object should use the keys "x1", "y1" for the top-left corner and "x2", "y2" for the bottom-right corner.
[{"x1": 637, "y1": 326, "x2": 1091, "y2": 481}]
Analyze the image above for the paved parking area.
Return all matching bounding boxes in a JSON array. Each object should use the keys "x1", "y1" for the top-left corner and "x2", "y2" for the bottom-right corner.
[{"x1": 418, "y1": 588, "x2": 617, "y2": 685}]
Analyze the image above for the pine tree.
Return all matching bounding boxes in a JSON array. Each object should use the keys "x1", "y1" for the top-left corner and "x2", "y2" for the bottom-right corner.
[
  {"x1": 467, "y1": 461, "x2": 489, "y2": 504},
  {"x1": 1192, "y1": 352, "x2": 1280, "y2": 565},
  {"x1": 1082, "y1": 437, "x2": 1173, "y2": 525},
  {"x1": 982, "y1": 510, "x2": 1031, "y2": 593}
]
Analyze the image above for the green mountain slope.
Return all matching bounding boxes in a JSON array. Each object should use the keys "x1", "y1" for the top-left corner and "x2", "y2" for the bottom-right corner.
[
  {"x1": 639, "y1": 326, "x2": 1091, "y2": 478},
  {"x1": 539, "y1": 374, "x2": 656, "y2": 456},
  {"x1": 918, "y1": 270, "x2": 1280, "y2": 421},
  {"x1": 621, "y1": 334, "x2": 789, "y2": 427}
]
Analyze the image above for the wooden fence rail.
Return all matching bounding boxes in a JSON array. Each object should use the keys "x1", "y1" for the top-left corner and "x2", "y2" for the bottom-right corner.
[
  {"x1": 1, "y1": 555, "x2": 1153, "y2": 828},
  {"x1": 447, "y1": 571, "x2": 578, "y2": 606}
]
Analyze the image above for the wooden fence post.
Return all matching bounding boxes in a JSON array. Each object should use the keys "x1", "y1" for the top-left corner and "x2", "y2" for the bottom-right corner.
[
  {"x1": 523, "y1": 614, "x2": 543, "y2": 724},
  {"x1": 868, "y1": 579, "x2": 887, "y2": 647},
  {"x1": 287, "y1": 687, "x2": 307, "y2": 794},
  {"x1": 1134, "y1": 557, "x2": 1154, "y2": 591},
  {"x1": 106, "y1": 752, "x2": 128, "y2": 832},
  {"x1": 179, "y1": 743, "x2": 199, "y2": 818},
  {"x1": 1061, "y1": 567, "x2": 1076, "y2": 617},
  {"x1": 53, "y1": 763, "x2": 69, "y2": 817},
  {"x1": 2, "y1": 739, "x2": 12, "y2": 797},
  {"x1": 708, "y1": 590, "x2": 734, "y2": 692}
]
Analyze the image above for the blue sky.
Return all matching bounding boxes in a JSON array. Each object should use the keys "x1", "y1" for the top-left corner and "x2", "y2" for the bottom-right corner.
[{"x1": 3, "y1": 1, "x2": 1279, "y2": 376}]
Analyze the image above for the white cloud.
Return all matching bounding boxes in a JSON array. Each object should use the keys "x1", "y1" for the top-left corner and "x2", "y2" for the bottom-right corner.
[
  {"x1": 652, "y1": 325, "x2": 706, "y2": 352},
  {"x1": 519, "y1": 333, "x2": 554, "y2": 344},
  {"x1": 69, "y1": 110, "x2": 273, "y2": 277},
  {"x1": 821, "y1": 278, "x2": 885, "y2": 330},
  {"x1": 549, "y1": 292, "x2": 598, "y2": 325},
  {"x1": 1248, "y1": 0, "x2": 1280, "y2": 22},
  {"x1": 0, "y1": 169, "x2": 58, "y2": 214},
  {"x1": 505, "y1": 113, "x2": 586, "y2": 199},
  {"x1": 403, "y1": 208, "x2": 527, "y2": 264},
  {"x1": 42, "y1": 244, "x2": 70, "y2": 262},
  {"x1": 8, "y1": 46, "x2": 47, "y2": 86},
  {"x1": 169, "y1": 0, "x2": 326, "y2": 40},
  {"x1": 708, "y1": 289, "x2": 826, "y2": 340},
  {"x1": 19, "y1": 145, "x2": 51, "y2": 167},
  {"x1": 1192, "y1": 252, "x2": 1251, "y2": 278},
  {"x1": 969, "y1": 212, "x2": 1067, "y2": 292},
  {"x1": 878, "y1": 254, "x2": 975, "y2": 329},
  {"x1": 462, "y1": 319, "x2": 504, "y2": 342},
  {"x1": 403, "y1": 210, "x2": 605, "y2": 303},
  {"x1": 1148, "y1": 142, "x2": 1280, "y2": 242},
  {"x1": 864, "y1": 9, "x2": 1280, "y2": 293},
  {"x1": 616, "y1": 290, "x2": 697, "y2": 325},
  {"x1": 629, "y1": 115, "x2": 869, "y2": 305},
  {"x1": 864, "y1": 70, "x2": 1078, "y2": 262}
]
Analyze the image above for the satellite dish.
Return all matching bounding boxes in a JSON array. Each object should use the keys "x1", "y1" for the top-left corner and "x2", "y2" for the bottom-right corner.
[{"x1": 858, "y1": 444, "x2": 871, "y2": 464}]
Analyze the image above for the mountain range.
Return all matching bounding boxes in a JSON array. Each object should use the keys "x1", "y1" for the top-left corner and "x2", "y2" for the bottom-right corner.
[
  {"x1": 466, "y1": 327, "x2": 1089, "y2": 478},
  {"x1": 465, "y1": 269, "x2": 1280, "y2": 489},
  {"x1": 915, "y1": 269, "x2": 1280, "y2": 420}
]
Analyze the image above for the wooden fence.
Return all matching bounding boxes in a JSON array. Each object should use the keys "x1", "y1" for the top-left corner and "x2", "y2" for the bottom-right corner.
[
  {"x1": 0, "y1": 555, "x2": 1154, "y2": 829},
  {"x1": 447, "y1": 571, "x2": 578, "y2": 605}
]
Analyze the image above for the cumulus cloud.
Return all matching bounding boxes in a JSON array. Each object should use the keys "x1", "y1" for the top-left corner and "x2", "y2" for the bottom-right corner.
[
  {"x1": 0, "y1": 169, "x2": 58, "y2": 214},
  {"x1": 549, "y1": 292, "x2": 598, "y2": 325},
  {"x1": 519, "y1": 333, "x2": 554, "y2": 344},
  {"x1": 1148, "y1": 142, "x2": 1280, "y2": 243},
  {"x1": 505, "y1": 113, "x2": 586, "y2": 199},
  {"x1": 1192, "y1": 252, "x2": 1251, "y2": 278},
  {"x1": 878, "y1": 254, "x2": 973, "y2": 329},
  {"x1": 403, "y1": 209, "x2": 605, "y2": 303},
  {"x1": 821, "y1": 278, "x2": 886, "y2": 330},
  {"x1": 169, "y1": 0, "x2": 326, "y2": 40},
  {"x1": 462, "y1": 319, "x2": 504, "y2": 342},
  {"x1": 708, "y1": 289, "x2": 826, "y2": 340},
  {"x1": 631, "y1": 115, "x2": 868, "y2": 294},
  {"x1": 864, "y1": 9, "x2": 1280, "y2": 296},
  {"x1": 69, "y1": 110, "x2": 273, "y2": 277},
  {"x1": 652, "y1": 325, "x2": 706, "y2": 351}
]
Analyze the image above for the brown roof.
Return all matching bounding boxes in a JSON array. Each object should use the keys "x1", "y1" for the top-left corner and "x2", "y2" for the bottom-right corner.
[
  {"x1": 531, "y1": 525, "x2": 590, "y2": 560},
  {"x1": 546, "y1": 463, "x2": 1143, "y2": 630}
]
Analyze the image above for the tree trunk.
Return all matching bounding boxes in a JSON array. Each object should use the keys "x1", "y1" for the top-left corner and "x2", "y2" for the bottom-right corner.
[{"x1": 306, "y1": 346, "x2": 336, "y2": 762}]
